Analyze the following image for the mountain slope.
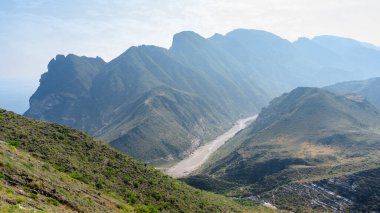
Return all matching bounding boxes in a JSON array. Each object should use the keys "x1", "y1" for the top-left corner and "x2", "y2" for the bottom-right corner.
[
  {"x1": 325, "y1": 77, "x2": 380, "y2": 108},
  {"x1": 107, "y1": 87, "x2": 230, "y2": 163},
  {"x1": 0, "y1": 140, "x2": 128, "y2": 212},
  {"x1": 187, "y1": 87, "x2": 380, "y2": 211},
  {"x1": 0, "y1": 109, "x2": 255, "y2": 212},
  {"x1": 24, "y1": 29, "x2": 380, "y2": 164}
]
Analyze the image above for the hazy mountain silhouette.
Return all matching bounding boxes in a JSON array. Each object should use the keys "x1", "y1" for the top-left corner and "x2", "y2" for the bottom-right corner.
[{"x1": 24, "y1": 29, "x2": 380, "y2": 163}]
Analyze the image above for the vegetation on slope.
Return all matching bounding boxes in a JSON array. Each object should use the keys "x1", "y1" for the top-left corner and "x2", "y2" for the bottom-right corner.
[
  {"x1": 0, "y1": 109, "x2": 249, "y2": 212},
  {"x1": 0, "y1": 141, "x2": 131, "y2": 212}
]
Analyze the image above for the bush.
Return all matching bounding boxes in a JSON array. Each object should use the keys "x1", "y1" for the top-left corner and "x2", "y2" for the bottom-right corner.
[
  {"x1": 69, "y1": 171, "x2": 89, "y2": 183},
  {"x1": 151, "y1": 190, "x2": 163, "y2": 201},
  {"x1": 5, "y1": 139, "x2": 21, "y2": 147},
  {"x1": 53, "y1": 165, "x2": 65, "y2": 172},
  {"x1": 15, "y1": 197, "x2": 25, "y2": 203},
  {"x1": 135, "y1": 205, "x2": 159, "y2": 213},
  {"x1": 116, "y1": 203, "x2": 132, "y2": 212},
  {"x1": 46, "y1": 197, "x2": 60, "y2": 206},
  {"x1": 126, "y1": 191, "x2": 140, "y2": 205},
  {"x1": 95, "y1": 181, "x2": 104, "y2": 189},
  {"x1": 29, "y1": 193, "x2": 38, "y2": 199}
]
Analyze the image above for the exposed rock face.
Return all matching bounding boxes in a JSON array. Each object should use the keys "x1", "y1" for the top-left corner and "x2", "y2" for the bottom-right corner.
[{"x1": 25, "y1": 54, "x2": 106, "y2": 130}]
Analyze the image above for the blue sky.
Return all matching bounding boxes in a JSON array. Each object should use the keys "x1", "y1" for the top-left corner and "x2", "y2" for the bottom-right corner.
[{"x1": 1, "y1": 0, "x2": 380, "y2": 113}]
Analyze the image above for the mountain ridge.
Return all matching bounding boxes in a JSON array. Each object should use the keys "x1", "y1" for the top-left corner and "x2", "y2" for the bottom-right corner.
[{"x1": 24, "y1": 29, "x2": 380, "y2": 164}]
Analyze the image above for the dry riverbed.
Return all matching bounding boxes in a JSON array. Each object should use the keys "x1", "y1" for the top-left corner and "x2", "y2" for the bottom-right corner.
[{"x1": 163, "y1": 115, "x2": 257, "y2": 178}]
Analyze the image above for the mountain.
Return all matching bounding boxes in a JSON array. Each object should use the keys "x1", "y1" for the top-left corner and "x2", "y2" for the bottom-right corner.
[
  {"x1": 325, "y1": 77, "x2": 380, "y2": 108},
  {"x1": 24, "y1": 29, "x2": 380, "y2": 164},
  {"x1": 0, "y1": 109, "x2": 265, "y2": 212},
  {"x1": 312, "y1": 35, "x2": 380, "y2": 79},
  {"x1": 186, "y1": 87, "x2": 380, "y2": 211}
]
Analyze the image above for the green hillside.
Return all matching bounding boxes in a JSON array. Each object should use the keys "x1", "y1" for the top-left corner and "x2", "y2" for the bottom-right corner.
[{"x1": 0, "y1": 109, "x2": 255, "y2": 212}]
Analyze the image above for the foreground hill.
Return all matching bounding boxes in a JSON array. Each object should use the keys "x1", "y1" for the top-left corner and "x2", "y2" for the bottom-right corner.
[
  {"x1": 325, "y1": 77, "x2": 380, "y2": 108},
  {"x1": 186, "y1": 87, "x2": 380, "y2": 211},
  {"x1": 0, "y1": 109, "x2": 257, "y2": 212},
  {"x1": 24, "y1": 29, "x2": 380, "y2": 164}
]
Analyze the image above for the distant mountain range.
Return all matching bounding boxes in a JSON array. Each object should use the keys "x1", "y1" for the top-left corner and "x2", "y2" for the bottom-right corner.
[
  {"x1": 187, "y1": 87, "x2": 380, "y2": 211},
  {"x1": 24, "y1": 29, "x2": 380, "y2": 164}
]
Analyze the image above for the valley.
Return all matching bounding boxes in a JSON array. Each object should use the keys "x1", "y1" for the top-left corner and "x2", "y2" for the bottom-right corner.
[
  {"x1": 164, "y1": 115, "x2": 258, "y2": 178},
  {"x1": 24, "y1": 29, "x2": 380, "y2": 166},
  {"x1": 3, "y1": 1, "x2": 380, "y2": 212}
]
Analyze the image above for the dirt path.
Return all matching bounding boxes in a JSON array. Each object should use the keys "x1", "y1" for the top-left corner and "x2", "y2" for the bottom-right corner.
[{"x1": 164, "y1": 115, "x2": 258, "y2": 178}]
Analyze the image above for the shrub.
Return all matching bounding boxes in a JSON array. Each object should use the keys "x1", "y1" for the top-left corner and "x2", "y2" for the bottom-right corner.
[
  {"x1": 126, "y1": 192, "x2": 140, "y2": 205},
  {"x1": 95, "y1": 180, "x2": 105, "y2": 189},
  {"x1": 53, "y1": 165, "x2": 65, "y2": 172},
  {"x1": 15, "y1": 197, "x2": 25, "y2": 203},
  {"x1": 29, "y1": 193, "x2": 38, "y2": 199},
  {"x1": 116, "y1": 203, "x2": 131, "y2": 212},
  {"x1": 5, "y1": 139, "x2": 21, "y2": 147},
  {"x1": 151, "y1": 190, "x2": 162, "y2": 201},
  {"x1": 123, "y1": 175, "x2": 131, "y2": 184},
  {"x1": 46, "y1": 197, "x2": 59, "y2": 206},
  {"x1": 133, "y1": 180, "x2": 139, "y2": 188},
  {"x1": 135, "y1": 205, "x2": 158, "y2": 213},
  {"x1": 42, "y1": 164, "x2": 50, "y2": 171},
  {"x1": 69, "y1": 171, "x2": 89, "y2": 183}
]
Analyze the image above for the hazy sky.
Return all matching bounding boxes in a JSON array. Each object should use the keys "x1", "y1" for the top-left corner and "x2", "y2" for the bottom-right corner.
[{"x1": 1, "y1": 0, "x2": 380, "y2": 113}]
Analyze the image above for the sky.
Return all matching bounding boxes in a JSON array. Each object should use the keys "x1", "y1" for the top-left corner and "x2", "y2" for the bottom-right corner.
[{"x1": 1, "y1": 0, "x2": 380, "y2": 113}]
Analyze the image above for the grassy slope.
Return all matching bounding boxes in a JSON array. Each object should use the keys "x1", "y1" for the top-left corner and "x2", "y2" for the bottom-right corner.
[
  {"x1": 0, "y1": 141, "x2": 130, "y2": 212},
  {"x1": 0, "y1": 109, "x2": 251, "y2": 212}
]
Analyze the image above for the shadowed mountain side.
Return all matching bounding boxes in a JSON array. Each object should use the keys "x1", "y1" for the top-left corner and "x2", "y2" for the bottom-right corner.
[{"x1": 106, "y1": 86, "x2": 232, "y2": 163}]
